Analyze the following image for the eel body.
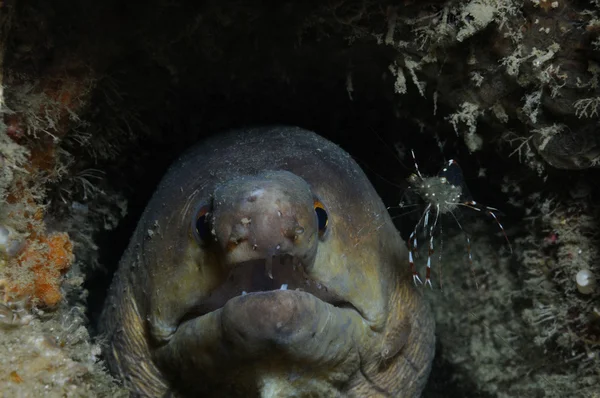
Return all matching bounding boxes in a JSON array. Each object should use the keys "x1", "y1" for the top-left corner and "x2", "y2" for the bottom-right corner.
[{"x1": 99, "y1": 126, "x2": 435, "y2": 397}]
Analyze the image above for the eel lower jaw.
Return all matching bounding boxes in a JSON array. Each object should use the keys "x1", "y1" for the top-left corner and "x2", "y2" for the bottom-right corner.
[
  {"x1": 152, "y1": 259, "x2": 373, "y2": 387},
  {"x1": 179, "y1": 254, "x2": 362, "y2": 325}
]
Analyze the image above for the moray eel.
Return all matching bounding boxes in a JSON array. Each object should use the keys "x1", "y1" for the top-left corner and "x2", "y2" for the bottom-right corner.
[{"x1": 99, "y1": 126, "x2": 435, "y2": 397}]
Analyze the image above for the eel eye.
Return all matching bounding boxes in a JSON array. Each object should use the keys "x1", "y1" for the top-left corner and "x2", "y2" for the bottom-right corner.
[
  {"x1": 192, "y1": 204, "x2": 212, "y2": 244},
  {"x1": 314, "y1": 200, "x2": 328, "y2": 237}
]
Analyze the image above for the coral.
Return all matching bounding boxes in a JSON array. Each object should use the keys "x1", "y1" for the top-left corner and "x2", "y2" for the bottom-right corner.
[
  {"x1": 446, "y1": 102, "x2": 484, "y2": 152},
  {"x1": 574, "y1": 97, "x2": 600, "y2": 118},
  {"x1": 0, "y1": 280, "x2": 32, "y2": 327},
  {"x1": 0, "y1": 13, "x2": 94, "y2": 314},
  {"x1": 502, "y1": 131, "x2": 547, "y2": 176},
  {"x1": 8, "y1": 232, "x2": 75, "y2": 308},
  {"x1": 424, "y1": 226, "x2": 533, "y2": 397},
  {"x1": 0, "y1": 124, "x2": 29, "y2": 201},
  {"x1": 500, "y1": 44, "x2": 529, "y2": 77},
  {"x1": 1, "y1": 207, "x2": 75, "y2": 309},
  {"x1": 0, "y1": 3, "x2": 128, "y2": 394},
  {"x1": 0, "y1": 174, "x2": 74, "y2": 308},
  {"x1": 388, "y1": 62, "x2": 407, "y2": 95},
  {"x1": 410, "y1": 0, "x2": 521, "y2": 50},
  {"x1": 455, "y1": 0, "x2": 520, "y2": 42},
  {"x1": 515, "y1": 194, "x2": 600, "y2": 393},
  {"x1": 533, "y1": 123, "x2": 565, "y2": 152},
  {"x1": 0, "y1": 303, "x2": 128, "y2": 397},
  {"x1": 522, "y1": 89, "x2": 542, "y2": 124},
  {"x1": 425, "y1": 208, "x2": 600, "y2": 397}
]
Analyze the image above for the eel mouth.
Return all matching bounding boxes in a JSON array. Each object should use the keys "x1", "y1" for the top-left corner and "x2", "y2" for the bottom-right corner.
[{"x1": 181, "y1": 254, "x2": 357, "y2": 323}]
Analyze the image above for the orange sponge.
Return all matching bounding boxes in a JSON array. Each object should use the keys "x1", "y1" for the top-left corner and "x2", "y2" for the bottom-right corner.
[{"x1": 7, "y1": 232, "x2": 75, "y2": 308}]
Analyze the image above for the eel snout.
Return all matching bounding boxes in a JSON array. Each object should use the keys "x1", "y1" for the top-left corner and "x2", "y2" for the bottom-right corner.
[
  {"x1": 185, "y1": 170, "x2": 356, "y2": 319},
  {"x1": 210, "y1": 171, "x2": 320, "y2": 264}
]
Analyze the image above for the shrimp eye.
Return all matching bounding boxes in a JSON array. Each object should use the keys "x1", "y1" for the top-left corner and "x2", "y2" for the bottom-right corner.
[
  {"x1": 314, "y1": 200, "x2": 328, "y2": 237},
  {"x1": 192, "y1": 203, "x2": 212, "y2": 244}
]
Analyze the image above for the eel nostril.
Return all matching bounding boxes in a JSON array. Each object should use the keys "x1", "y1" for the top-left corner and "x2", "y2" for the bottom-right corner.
[
  {"x1": 229, "y1": 223, "x2": 249, "y2": 244},
  {"x1": 283, "y1": 224, "x2": 304, "y2": 240}
]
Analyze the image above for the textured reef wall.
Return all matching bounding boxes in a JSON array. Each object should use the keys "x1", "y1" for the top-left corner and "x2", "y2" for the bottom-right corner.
[{"x1": 0, "y1": 0, "x2": 599, "y2": 396}]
